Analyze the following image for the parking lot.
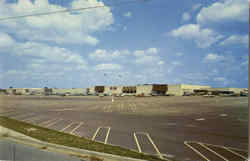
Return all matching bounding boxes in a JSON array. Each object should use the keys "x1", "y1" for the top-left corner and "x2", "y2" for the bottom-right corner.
[{"x1": 0, "y1": 95, "x2": 248, "y2": 161}]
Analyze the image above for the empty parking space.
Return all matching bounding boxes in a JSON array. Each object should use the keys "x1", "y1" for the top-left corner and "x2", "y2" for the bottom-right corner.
[
  {"x1": 134, "y1": 132, "x2": 163, "y2": 158},
  {"x1": 72, "y1": 123, "x2": 96, "y2": 139},
  {"x1": 62, "y1": 122, "x2": 82, "y2": 135},
  {"x1": 185, "y1": 141, "x2": 248, "y2": 161},
  {"x1": 92, "y1": 127, "x2": 110, "y2": 144},
  {"x1": 108, "y1": 129, "x2": 137, "y2": 150}
]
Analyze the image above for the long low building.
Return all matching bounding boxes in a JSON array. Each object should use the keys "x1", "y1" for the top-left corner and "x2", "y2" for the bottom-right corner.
[
  {"x1": 6, "y1": 88, "x2": 44, "y2": 95},
  {"x1": 52, "y1": 88, "x2": 88, "y2": 96},
  {"x1": 167, "y1": 84, "x2": 211, "y2": 96},
  {"x1": 136, "y1": 84, "x2": 168, "y2": 96}
]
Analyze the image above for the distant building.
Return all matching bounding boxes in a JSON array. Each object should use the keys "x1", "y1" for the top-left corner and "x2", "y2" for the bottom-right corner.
[
  {"x1": 104, "y1": 86, "x2": 123, "y2": 96},
  {"x1": 136, "y1": 84, "x2": 168, "y2": 96},
  {"x1": 52, "y1": 88, "x2": 88, "y2": 96},
  {"x1": 167, "y1": 84, "x2": 211, "y2": 96}
]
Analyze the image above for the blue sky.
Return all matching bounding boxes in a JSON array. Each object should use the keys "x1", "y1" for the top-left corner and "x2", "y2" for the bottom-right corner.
[{"x1": 0, "y1": 0, "x2": 248, "y2": 88}]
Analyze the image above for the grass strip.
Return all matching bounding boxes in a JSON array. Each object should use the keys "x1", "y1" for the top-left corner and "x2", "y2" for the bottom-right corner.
[{"x1": 0, "y1": 116, "x2": 166, "y2": 161}]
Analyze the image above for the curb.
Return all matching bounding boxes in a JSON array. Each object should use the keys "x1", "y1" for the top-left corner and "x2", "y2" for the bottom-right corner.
[{"x1": 0, "y1": 125, "x2": 148, "y2": 161}]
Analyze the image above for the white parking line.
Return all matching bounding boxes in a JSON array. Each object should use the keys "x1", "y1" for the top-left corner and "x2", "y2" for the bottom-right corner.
[
  {"x1": 184, "y1": 141, "x2": 210, "y2": 161},
  {"x1": 134, "y1": 132, "x2": 163, "y2": 159},
  {"x1": 133, "y1": 132, "x2": 142, "y2": 153},
  {"x1": 223, "y1": 147, "x2": 247, "y2": 160},
  {"x1": 39, "y1": 118, "x2": 57, "y2": 126},
  {"x1": 92, "y1": 127, "x2": 111, "y2": 144},
  {"x1": 195, "y1": 118, "x2": 205, "y2": 121},
  {"x1": 21, "y1": 115, "x2": 38, "y2": 122},
  {"x1": 70, "y1": 122, "x2": 84, "y2": 135},
  {"x1": 104, "y1": 127, "x2": 110, "y2": 144},
  {"x1": 60, "y1": 122, "x2": 74, "y2": 132},
  {"x1": 92, "y1": 127, "x2": 101, "y2": 141},
  {"x1": 198, "y1": 143, "x2": 229, "y2": 161},
  {"x1": 46, "y1": 119, "x2": 63, "y2": 128},
  {"x1": 184, "y1": 141, "x2": 248, "y2": 161},
  {"x1": 219, "y1": 114, "x2": 228, "y2": 117}
]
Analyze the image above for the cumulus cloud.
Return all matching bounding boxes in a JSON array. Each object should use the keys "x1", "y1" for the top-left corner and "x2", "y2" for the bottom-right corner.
[
  {"x1": 124, "y1": 11, "x2": 132, "y2": 18},
  {"x1": 135, "y1": 55, "x2": 160, "y2": 65},
  {"x1": 89, "y1": 49, "x2": 130, "y2": 61},
  {"x1": 0, "y1": 32, "x2": 15, "y2": 49},
  {"x1": 169, "y1": 24, "x2": 223, "y2": 48},
  {"x1": 133, "y1": 48, "x2": 162, "y2": 65},
  {"x1": 203, "y1": 53, "x2": 225, "y2": 62},
  {"x1": 220, "y1": 35, "x2": 248, "y2": 47},
  {"x1": 197, "y1": 0, "x2": 248, "y2": 26},
  {"x1": 182, "y1": 12, "x2": 191, "y2": 22},
  {"x1": 146, "y1": 48, "x2": 158, "y2": 54},
  {"x1": 94, "y1": 63, "x2": 122, "y2": 71},
  {"x1": 0, "y1": 0, "x2": 113, "y2": 45},
  {"x1": 134, "y1": 50, "x2": 145, "y2": 57}
]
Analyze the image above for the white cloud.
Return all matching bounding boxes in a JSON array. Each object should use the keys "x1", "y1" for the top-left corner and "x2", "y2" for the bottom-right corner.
[
  {"x1": 182, "y1": 12, "x2": 191, "y2": 21},
  {"x1": 124, "y1": 11, "x2": 132, "y2": 18},
  {"x1": 0, "y1": 32, "x2": 15, "y2": 48},
  {"x1": 220, "y1": 35, "x2": 248, "y2": 47},
  {"x1": 89, "y1": 49, "x2": 130, "y2": 61},
  {"x1": 241, "y1": 55, "x2": 248, "y2": 66},
  {"x1": 203, "y1": 53, "x2": 225, "y2": 62},
  {"x1": 134, "y1": 50, "x2": 145, "y2": 57},
  {"x1": 133, "y1": 48, "x2": 162, "y2": 65},
  {"x1": 176, "y1": 52, "x2": 184, "y2": 56},
  {"x1": 13, "y1": 42, "x2": 87, "y2": 67},
  {"x1": 169, "y1": 24, "x2": 223, "y2": 48},
  {"x1": 135, "y1": 55, "x2": 160, "y2": 65},
  {"x1": 197, "y1": 0, "x2": 248, "y2": 26},
  {"x1": 0, "y1": 0, "x2": 113, "y2": 45},
  {"x1": 157, "y1": 61, "x2": 165, "y2": 65},
  {"x1": 147, "y1": 48, "x2": 158, "y2": 54},
  {"x1": 94, "y1": 63, "x2": 122, "y2": 71}
]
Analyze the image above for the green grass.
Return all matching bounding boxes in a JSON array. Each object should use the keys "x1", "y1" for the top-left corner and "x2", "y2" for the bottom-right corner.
[{"x1": 0, "y1": 116, "x2": 167, "y2": 161}]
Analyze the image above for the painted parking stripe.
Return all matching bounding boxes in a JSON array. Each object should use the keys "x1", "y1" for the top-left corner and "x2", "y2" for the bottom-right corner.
[
  {"x1": 60, "y1": 122, "x2": 75, "y2": 132},
  {"x1": 223, "y1": 147, "x2": 247, "y2": 160},
  {"x1": 145, "y1": 133, "x2": 163, "y2": 159},
  {"x1": 39, "y1": 118, "x2": 57, "y2": 126},
  {"x1": 134, "y1": 132, "x2": 163, "y2": 159},
  {"x1": 133, "y1": 132, "x2": 142, "y2": 153},
  {"x1": 104, "y1": 127, "x2": 110, "y2": 144},
  {"x1": 220, "y1": 114, "x2": 228, "y2": 117},
  {"x1": 198, "y1": 143, "x2": 229, "y2": 161},
  {"x1": 70, "y1": 122, "x2": 84, "y2": 135},
  {"x1": 184, "y1": 141, "x2": 210, "y2": 161},
  {"x1": 46, "y1": 119, "x2": 63, "y2": 128},
  {"x1": 195, "y1": 118, "x2": 205, "y2": 121},
  {"x1": 184, "y1": 141, "x2": 248, "y2": 161},
  {"x1": 92, "y1": 127, "x2": 101, "y2": 141},
  {"x1": 92, "y1": 127, "x2": 111, "y2": 144},
  {"x1": 20, "y1": 115, "x2": 38, "y2": 122}
]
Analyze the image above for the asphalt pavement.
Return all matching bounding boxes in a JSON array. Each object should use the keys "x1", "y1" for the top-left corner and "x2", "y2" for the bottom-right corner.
[{"x1": 0, "y1": 138, "x2": 85, "y2": 161}]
